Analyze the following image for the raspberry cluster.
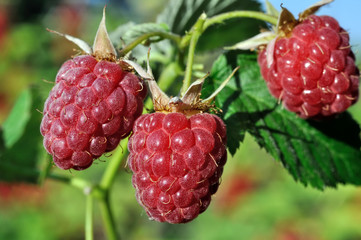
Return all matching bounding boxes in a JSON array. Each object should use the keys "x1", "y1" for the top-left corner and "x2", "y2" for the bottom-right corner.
[
  {"x1": 258, "y1": 15, "x2": 359, "y2": 118},
  {"x1": 40, "y1": 55, "x2": 146, "y2": 170},
  {"x1": 128, "y1": 112, "x2": 227, "y2": 223}
]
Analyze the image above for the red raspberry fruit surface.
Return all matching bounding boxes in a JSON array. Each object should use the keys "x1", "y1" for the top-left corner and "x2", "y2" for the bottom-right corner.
[
  {"x1": 128, "y1": 112, "x2": 227, "y2": 223},
  {"x1": 258, "y1": 15, "x2": 359, "y2": 118},
  {"x1": 40, "y1": 55, "x2": 146, "y2": 170}
]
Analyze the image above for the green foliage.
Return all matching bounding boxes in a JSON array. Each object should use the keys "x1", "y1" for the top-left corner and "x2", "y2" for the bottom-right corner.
[
  {"x1": 111, "y1": 21, "x2": 174, "y2": 76},
  {"x1": 0, "y1": 87, "x2": 45, "y2": 183},
  {"x1": 2, "y1": 89, "x2": 32, "y2": 148},
  {"x1": 5, "y1": 24, "x2": 53, "y2": 67},
  {"x1": 0, "y1": 210, "x2": 57, "y2": 240},
  {"x1": 206, "y1": 52, "x2": 361, "y2": 189},
  {"x1": 122, "y1": 23, "x2": 170, "y2": 44}
]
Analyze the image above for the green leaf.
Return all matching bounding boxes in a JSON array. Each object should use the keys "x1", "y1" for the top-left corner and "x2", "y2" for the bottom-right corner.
[
  {"x1": 206, "y1": 52, "x2": 361, "y2": 189},
  {"x1": 0, "y1": 86, "x2": 46, "y2": 183},
  {"x1": 123, "y1": 23, "x2": 170, "y2": 44},
  {"x1": 2, "y1": 89, "x2": 32, "y2": 148},
  {"x1": 157, "y1": 0, "x2": 265, "y2": 51},
  {"x1": 109, "y1": 21, "x2": 136, "y2": 46},
  {"x1": 111, "y1": 22, "x2": 170, "y2": 45},
  {"x1": 110, "y1": 21, "x2": 173, "y2": 68}
]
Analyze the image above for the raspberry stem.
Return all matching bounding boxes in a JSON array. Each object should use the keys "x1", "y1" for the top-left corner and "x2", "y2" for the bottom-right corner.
[
  {"x1": 99, "y1": 195, "x2": 119, "y2": 240},
  {"x1": 48, "y1": 173, "x2": 92, "y2": 191},
  {"x1": 118, "y1": 31, "x2": 182, "y2": 57},
  {"x1": 97, "y1": 140, "x2": 128, "y2": 240},
  {"x1": 100, "y1": 139, "x2": 129, "y2": 190},
  {"x1": 181, "y1": 13, "x2": 207, "y2": 97},
  {"x1": 86, "y1": 195, "x2": 94, "y2": 240},
  {"x1": 203, "y1": 11, "x2": 278, "y2": 31}
]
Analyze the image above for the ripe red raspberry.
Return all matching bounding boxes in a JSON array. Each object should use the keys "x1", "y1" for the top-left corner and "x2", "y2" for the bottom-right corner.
[
  {"x1": 128, "y1": 112, "x2": 227, "y2": 223},
  {"x1": 258, "y1": 15, "x2": 359, "y2": 118},
  {"x1": 40, "y1": 55, "x2": 146, "y2": 170}
]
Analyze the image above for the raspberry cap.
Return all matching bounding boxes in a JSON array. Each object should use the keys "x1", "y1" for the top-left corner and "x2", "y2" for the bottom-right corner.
[
  {"x1": 128, "y1": 112, "x2": 227, "y2": 223},
  {"x1": 41, "y1": 55, "x2": 146, "y2": 170},
  {"x1": 258, "y1": 14, "x2": 359, "y2": 118}
]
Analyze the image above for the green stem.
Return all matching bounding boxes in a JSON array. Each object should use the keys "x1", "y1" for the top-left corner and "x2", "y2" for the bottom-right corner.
[
  {"x1": 96, "y1": 140, "x2": 129, "y2": 240},
  {"x1": 48, "y1": 173, "x2": 91, "y2": 191},
  {"x1": 180, "y1": 13, "x2": 207, "y2": 96},
  {"x1": 100, "y1": 140, "x2": 129, "y2": 190},
  {"x1": 119, "y1": 31, "x2": 182, "y2": 57},
  {"x1": 99, "y1": 195, "x2": 119, "y2": 240},
  {"x1": 85, "y1": 195, "x2": 94, "y2": 240},
  {"x1": 48, "y1": 173, "x2": 106, "y2": 200},
  {"x1": 203, "y1": 11, "x2": 278, "y2": 31}
]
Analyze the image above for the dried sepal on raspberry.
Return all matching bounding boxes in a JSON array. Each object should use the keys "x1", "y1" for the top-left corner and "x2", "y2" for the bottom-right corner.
[
  {"x1": 40, "y1": 8, "x2": 147, "y2": 170},
  {"x1": 127, "y1": 65, "x2": 237, "y2": 224},
  {"x1": 228, "y1": 0, "x2": 359, "y2": 119}
]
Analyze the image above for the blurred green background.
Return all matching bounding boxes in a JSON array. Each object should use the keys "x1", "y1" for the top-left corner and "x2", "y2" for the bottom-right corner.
[{"x1": 0, "y1": 0, "x2": 361, "y2": 239}]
